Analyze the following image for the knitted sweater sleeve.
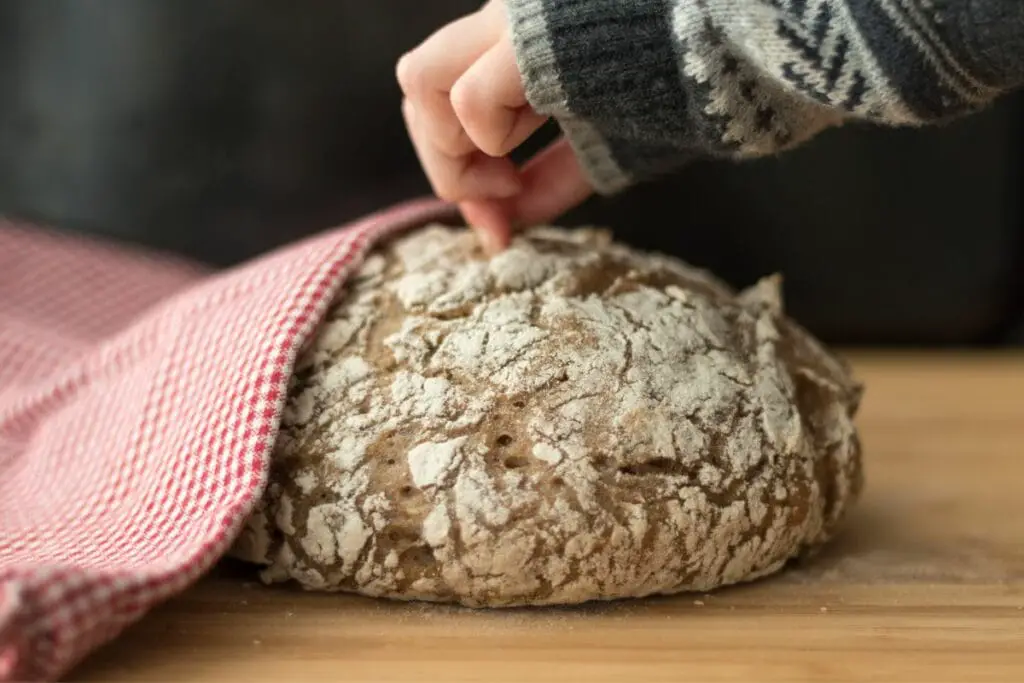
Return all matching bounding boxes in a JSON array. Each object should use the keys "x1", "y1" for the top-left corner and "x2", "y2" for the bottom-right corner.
[{"x1": 505, "y1": 0, "x2": 1024, "y2": 193}]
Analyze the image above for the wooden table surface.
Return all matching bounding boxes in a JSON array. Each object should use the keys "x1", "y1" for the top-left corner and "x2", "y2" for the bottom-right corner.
[{"x1": 73, "y1": 353, "x2": 1024, "y2": 682}]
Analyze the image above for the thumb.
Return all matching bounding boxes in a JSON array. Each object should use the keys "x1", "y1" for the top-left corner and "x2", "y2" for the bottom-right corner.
[
  {"x1": 508, "y1": 138, "x2": 594, "y2": 226},
  {"x1": 461, "y1": 137, "x2": 593, "y2": 255}
]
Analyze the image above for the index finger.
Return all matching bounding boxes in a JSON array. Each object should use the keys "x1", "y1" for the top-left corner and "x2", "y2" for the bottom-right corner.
[
  {"x1": 396, "y1": 8, "x2": 500, "y2": 95},
  {"x1": 396, "y1": 10, "x2": 497, "y2": 160},
  {"x1": 451, "y1": 32, "x2": 547, "y2": 157}
]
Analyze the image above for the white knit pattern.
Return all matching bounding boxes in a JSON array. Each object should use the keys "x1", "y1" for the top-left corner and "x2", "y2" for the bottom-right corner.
[{"x1": 673, "y1": 0, "x2": 924, "y2": 158}]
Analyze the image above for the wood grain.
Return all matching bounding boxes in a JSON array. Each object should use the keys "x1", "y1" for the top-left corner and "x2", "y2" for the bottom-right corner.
[{"x1": 72, "y1": 352, "x2": 1024, "y2": 682}]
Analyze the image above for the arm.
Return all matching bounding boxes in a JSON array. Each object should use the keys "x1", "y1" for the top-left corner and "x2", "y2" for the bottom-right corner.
[{"x1": 506, "y1": 0, "x2": 1024, "y2": 193}]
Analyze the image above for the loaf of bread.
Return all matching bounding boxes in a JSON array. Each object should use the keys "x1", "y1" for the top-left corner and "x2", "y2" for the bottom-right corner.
[{"x1": 230, "y1": 225, "x2": 864, "y2": 607}]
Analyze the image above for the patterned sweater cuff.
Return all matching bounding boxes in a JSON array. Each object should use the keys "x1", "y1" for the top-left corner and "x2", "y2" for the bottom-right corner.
[
  {"x1": 506, "y1": 0, "x2": 1024, "y2": 200},
  {"x1": 505, "y1": 0, "x2": 638, "y2": 195}
]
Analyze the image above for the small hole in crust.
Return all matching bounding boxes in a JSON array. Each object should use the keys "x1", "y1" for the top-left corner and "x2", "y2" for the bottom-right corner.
[
  {"x1": 618, "y1": 457, "x2": 676, "y2": 476},
  {"x1": 503, "y1": 456, "x2": 529, "y2": 469},
  {"x1": 556, "y1": 370, "x2": 569, "y2": 383},
  {"x1": 386, "y1": 527, "x2": 419, "y2": 544},
  {"x1": 402, "y1": 545, "x2": 434, "y2": 567},
  {"x1": 399, "y1": 485, "x2": 415, "y2": 497},
  {"x1": 551, "y1": 476, "x2": 565, "y2": 488},
  {"x1": 512, "y1": 400, "x2": 525, "y2": 409},
  {"x1": 386, "y1": 458, "x2": 396, "y2": 466},
  {"x1": 496, "y1": 434, "x2": 514, "y2": 447},
  {"x1": 592, "y1": 455, "x2": 609, "y2": 468}
]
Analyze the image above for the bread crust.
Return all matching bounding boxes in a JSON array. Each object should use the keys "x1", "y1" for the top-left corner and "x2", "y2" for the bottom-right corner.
[{"x1": 230, "y1": 226, "x2": 864, "y2": 607}]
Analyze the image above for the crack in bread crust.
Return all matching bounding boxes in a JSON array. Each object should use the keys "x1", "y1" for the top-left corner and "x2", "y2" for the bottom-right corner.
[{"x1": 229, "y1": 226, "x2": 864, "y2": 607}]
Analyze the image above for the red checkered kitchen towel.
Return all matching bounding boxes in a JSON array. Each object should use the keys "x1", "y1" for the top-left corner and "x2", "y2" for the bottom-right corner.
[{"x1": 0, "y1": 198, "x2": 453, "y2": 682}]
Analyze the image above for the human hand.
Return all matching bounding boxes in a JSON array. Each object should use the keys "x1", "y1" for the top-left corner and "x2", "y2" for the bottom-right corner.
[{"x1": 396, "y1": 0, "x2": 593, "y2": 254}]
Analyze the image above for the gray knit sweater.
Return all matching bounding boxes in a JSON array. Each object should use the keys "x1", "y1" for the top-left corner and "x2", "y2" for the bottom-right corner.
[{"x1": 505, "y1": 0, "x2": 1024, "y2": 193}]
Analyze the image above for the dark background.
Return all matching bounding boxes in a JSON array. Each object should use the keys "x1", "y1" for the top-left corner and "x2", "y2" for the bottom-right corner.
[{"x1": 0, "y1": 0, "x2": 1020, "y2": 346}]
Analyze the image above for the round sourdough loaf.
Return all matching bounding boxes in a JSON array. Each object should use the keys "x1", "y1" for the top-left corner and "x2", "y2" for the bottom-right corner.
[{"x1": 230, "y1": 225, "x2": 864, "y2": 607}]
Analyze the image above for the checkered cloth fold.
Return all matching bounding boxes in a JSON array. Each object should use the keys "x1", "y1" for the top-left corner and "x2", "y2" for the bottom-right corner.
[{"x1": 0, "y1": 198, "x2": 452, "y2": 682}]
